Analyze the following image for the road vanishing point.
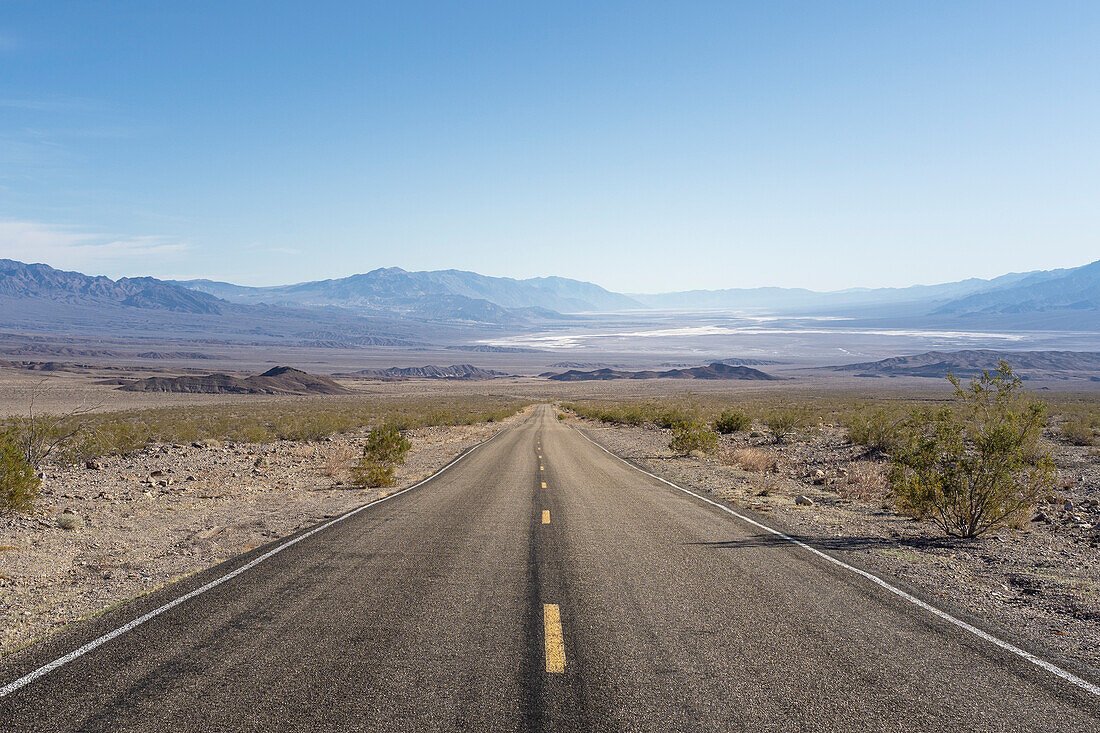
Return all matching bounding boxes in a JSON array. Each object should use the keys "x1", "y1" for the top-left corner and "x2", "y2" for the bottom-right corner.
[{"x1": 1, "y1": 405, "x2": 1097, "y2": 731}]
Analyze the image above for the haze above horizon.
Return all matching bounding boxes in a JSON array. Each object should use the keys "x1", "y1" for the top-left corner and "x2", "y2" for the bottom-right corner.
[{"x1": 2, "y1": 2, "x2": 1098, "y2": 292}]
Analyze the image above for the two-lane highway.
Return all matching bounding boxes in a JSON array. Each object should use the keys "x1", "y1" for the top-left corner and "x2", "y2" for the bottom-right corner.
[{"x1": 1, "y1": 404, "x2": 1097, "y2": 731}]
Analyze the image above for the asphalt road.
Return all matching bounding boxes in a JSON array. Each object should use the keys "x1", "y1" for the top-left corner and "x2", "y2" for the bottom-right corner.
[{"x1": 1, "y1": 404, "x2": 1097, "y2": 731}]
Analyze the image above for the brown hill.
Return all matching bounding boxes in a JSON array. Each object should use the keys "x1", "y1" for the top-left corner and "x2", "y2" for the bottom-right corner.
[
  {"x1": 548, "y1": 362, "x2": 778, "y2": 381},
  {"x1": 828, "y1": 350, "x2": 1100, "y2": 379},
  {"x1": 118, "y1": 366, "x2": 352, "y2": 395}
]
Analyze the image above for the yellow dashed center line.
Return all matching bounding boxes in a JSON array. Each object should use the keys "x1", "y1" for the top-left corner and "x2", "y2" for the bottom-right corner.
[
  {"x1": 542, "y1": 510, "x2": 550, "y2": 524},
  {"x1": 541, "y1": 481, "x2": 547, "y2": 488},
  {"x1": 540, "y1": 465, "x2": 544, "y2": 471},
  {"x1": 543, "y1": 604, "x2": 565, "y2": 673}
]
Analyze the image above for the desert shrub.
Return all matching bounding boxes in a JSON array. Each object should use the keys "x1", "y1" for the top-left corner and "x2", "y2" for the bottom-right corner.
[
  {"x1": 844, "y1": 407, "x2": 905, "y2": 453},
  {"x1": 888, "y1": 363, "x2": 1053, "y2": 537},
  {"x1": 350, "y1": 457, "x2": 396, "y2": 488},
  {"x1": 351, "y1": 424, "x2": 412, "y2": 488},
  {"x1": 713, "y1": 410, "x2": 752, "y2": 434},
  {"x1": 762, "y1": 408, "x2": 810, "y2": 443},
  {"x1": 669, "y1": 420, "x2": 719, "y2": 455},
  {"x1": 0, "y1": 429, "x2": 40, "y2": 513},
  {"x1": 1058, "y1": 418, "x2": 1097, "y2": 446},
  {"x1": 725, "y1": 447, "x2": 777, "y2": 473}
]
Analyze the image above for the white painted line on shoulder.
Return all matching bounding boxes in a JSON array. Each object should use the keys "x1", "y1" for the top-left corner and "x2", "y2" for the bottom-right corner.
[
  {"x1": 573, "y1": 428, "x2": 1100, "y2": 698},
  {"x1": 0, "y1": 427, "x2": 508, "y2": 698}
]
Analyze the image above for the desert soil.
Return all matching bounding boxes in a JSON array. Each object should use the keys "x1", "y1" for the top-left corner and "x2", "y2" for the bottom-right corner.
[
  {"x1": 568, "y1": 416, "x2": 1100, "y2": 679},
  {"x1": 0, "y1": 408, "x2": 531, "y2": 656}
]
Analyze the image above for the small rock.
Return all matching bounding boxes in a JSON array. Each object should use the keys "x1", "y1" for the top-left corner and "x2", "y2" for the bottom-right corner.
[
  {"x1": 1063, "y1": 500, "x2": 1075, "y2": 511},
  {"x1": 812, "y1": 470, "x2": 826, "y2": 485},
  {"x1": 1032, "y1": 511, "x2": 1048, "y2": 523},
  {"x1": 150, "y1": 470, "x2": 165, "y2": 478},
  {"x1": 57, "y1": 511, "x2": 83, "y2": 530},
  {"x1": 795, "y1": 495, "x2": 815, "y2": 506},
  {"x1": 85, "y1": 459, "x2": 103, "y2": 470}
]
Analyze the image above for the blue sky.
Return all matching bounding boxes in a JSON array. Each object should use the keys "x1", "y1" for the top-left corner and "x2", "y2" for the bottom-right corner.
[{"x1": 1, "y1": 1, "x2": 1098, "y2": 292}]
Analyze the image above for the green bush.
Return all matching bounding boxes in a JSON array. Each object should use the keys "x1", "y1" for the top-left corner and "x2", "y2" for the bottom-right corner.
[
  {"x1": 889, "y1": 363, "x2": 1053, "y2": 537},
  {"x1": 351, "y1": 424, "x2": 412, "y2": 488},
  {"x1": 0, "y1": 429, "x2": 40, "y2": 513},
  {"x1": 1058, "y1": 418, "x2": 1097, "y2": 446},
  {"x1": 762, "y1": 408, "x2": 809, "y2": 444},
  {"x1": 350, "y1": 457, "x2": 396, "y2": 488},
  {"x1": 713, "y1": 410, "x2": 752, "y2": 434},
  {"x1": 844, "y1": 407, "x2": 905, "y2": 453},
  {"x1": 669, "y1": 420, "x2": 719, "y2": 455}
]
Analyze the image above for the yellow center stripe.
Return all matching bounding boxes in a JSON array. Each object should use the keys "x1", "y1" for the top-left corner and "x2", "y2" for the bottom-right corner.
[
  {"x1": 543, "y1": 604, "x2": 565, "y2": 673},
  {"x1": 541, "y1": 481, "x2": 547, "y2": 488},
  {"x1": 542, "y1": 510, "x2": 550, "y2": 524}
]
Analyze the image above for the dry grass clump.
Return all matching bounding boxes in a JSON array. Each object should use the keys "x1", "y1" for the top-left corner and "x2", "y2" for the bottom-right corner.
[
  {"x1": 322, "y1": 443, "x2": 356, "y2": 481},
  {"x1": 724, "y1": 447, "x2": 778, "y2": 473},
  {"x1": 840, "y1": 461, "x2": 889, "y2": 501}
]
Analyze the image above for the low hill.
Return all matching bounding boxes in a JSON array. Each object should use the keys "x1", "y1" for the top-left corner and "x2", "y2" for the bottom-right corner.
[
  {"x1": 548, "y1": 362, "x2": 778, "y2": 381},
  {"x1": 117, "y1": 366, "x2": 353, "y2": 395},
  {"x1": 827, "y1": 350, "x2": 1100, "y2": 379},
  {"x1": 336, "y1": 364, "x2": 508, "y2": 381}
]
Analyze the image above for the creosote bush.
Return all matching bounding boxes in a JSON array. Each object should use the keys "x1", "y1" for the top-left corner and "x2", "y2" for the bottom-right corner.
[
  {"x1": 669, "y1": 420, "x2": 719, "y2": 455},
  {"x1": 1058, "y1": 417, "x2": 1098, "y2": 447},
  {"x1": 844, "y1": 407, "x2": 906, "y2": 454},
  {"x1": 762, "y1": 408, "x2": 810, "y2": 444},
  {"x1": 713, "y1": 410, "x2": 752, "y2": 434},
  {"x1": 0, "y1": 429, "x2": 40, "y2": 513},
  {"x1": 888, "y1": 363, "x2": 1053, "y2": 538},
  {"x1": 351, "y1": 424, "x2": 412, "y2": 488}
]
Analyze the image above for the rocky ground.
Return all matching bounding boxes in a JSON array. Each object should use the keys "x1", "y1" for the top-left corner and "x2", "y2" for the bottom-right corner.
[
  {"x1": 568, "y1": 416, "x2": 1100, "y2": 678},
  {"x1": 0, "y1": 409, "x2": 530, "y2": 656}
]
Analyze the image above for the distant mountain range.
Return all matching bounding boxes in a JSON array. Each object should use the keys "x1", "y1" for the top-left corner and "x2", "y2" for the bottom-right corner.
[{"x1": 1, "y1": 258, "x2": 1097, "y2": 346}]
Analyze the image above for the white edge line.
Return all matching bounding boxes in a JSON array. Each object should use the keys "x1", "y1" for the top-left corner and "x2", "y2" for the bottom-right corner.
[
  {"x1": 573, "y1": 426, "x2": 1100, "y2": 698},
  {"x1": 0, "y1": 426, "x2": 508, "y2": 698}
]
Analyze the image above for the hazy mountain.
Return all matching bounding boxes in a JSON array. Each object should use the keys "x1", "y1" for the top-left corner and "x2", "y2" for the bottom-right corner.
[
  {"x1": 931, "y1": 260, "x2": 1100, "y2": 321},
  {"x1": 630, "y1": 271, "x2": 1041, "y2": 313},
  {"x1": 631, "y1": 260, "x2": 1099, "y2": 329},
  {"x1": 173, "y1": 267, "x2": 639, "y2": 314}
]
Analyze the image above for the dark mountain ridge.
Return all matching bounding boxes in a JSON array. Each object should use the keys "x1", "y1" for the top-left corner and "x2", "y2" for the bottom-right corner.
[
  {"x1": 116, "y1": 366, "x2": 352, "y2": 395},
  {"x1": 828, "y1": 350, "x2": 1100, "y2": 379},
  {"x1": 548, "y1": 362, "x2": 778, "y2": 381}
]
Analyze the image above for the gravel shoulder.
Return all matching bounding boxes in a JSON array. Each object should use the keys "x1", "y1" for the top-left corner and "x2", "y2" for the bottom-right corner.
[
  {"x1": 0, "y1": 408, "x2": 531, "y2": 656},
  {"x1": 568, "y1": 416, "x2": 1100, "y2": 680}
]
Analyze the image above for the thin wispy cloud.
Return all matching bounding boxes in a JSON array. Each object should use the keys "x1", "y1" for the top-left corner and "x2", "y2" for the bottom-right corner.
[{"x1": 0, "y1": 219, "x2": 190, "y2": 274}]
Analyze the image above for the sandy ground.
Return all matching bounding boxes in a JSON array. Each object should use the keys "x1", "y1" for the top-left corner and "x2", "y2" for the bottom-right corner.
[
  {"x1": 0, "y1": 408, "x2": 532, "y2": 656},
  {"x1": 569, "y1": 416, "x2": 1100, "y2": 678}
]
